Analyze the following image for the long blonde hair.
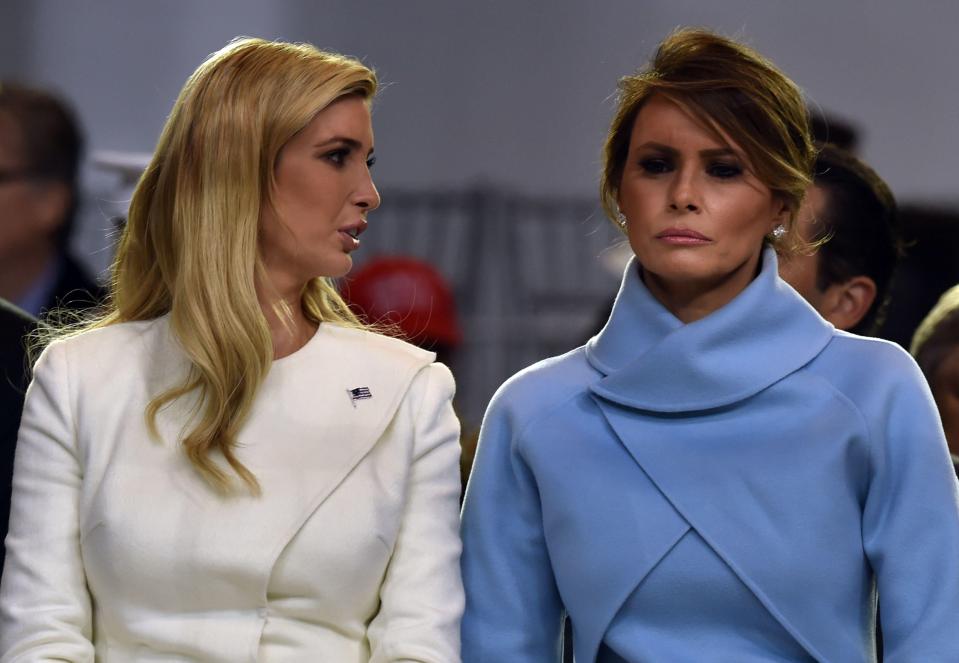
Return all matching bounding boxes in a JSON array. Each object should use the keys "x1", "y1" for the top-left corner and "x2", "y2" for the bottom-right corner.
[{"x1": 67, "y1": 38, "x2": 377, "y2": 493}]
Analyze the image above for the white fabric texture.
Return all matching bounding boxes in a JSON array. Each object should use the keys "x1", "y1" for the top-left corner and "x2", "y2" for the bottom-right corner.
[{"x1": 0, "y1": 317, "x2": 464, "y2": 662}]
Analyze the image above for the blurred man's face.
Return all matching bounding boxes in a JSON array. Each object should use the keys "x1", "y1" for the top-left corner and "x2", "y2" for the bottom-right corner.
[
  {"x1": 779, "y1": 185, "x2": 829, "y2": 310},
  {"x1": 0, "y1": 114, "x2": 57, "y2": 260}
]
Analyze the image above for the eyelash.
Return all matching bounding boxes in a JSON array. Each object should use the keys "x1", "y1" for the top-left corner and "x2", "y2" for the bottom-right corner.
[
  {"x1": 638, "y1": 158, "x2": 743, "y2": 179},
  {"x1": 639, "y1": 158, "x2": 671, "y2": 175},
  {"x1": 321, "y1": 149, "x2": 376, "y2": 170},
  {"x1": 323, "y1": 148, "x2": 349, "y2": 166},
  {"x1": 707, "y1": 162, "x2": 742, "y2": 179}
]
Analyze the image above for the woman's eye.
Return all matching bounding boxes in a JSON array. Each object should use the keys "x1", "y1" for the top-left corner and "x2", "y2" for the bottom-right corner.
[
  {"x1": 323, "y1": 148, "x2": 349, "y2": 166},
  {"x1": 366, "y1": 155, "x2": 377, "y2": 169},
  {"x1": 708, "y1": 162, "x2": 743, "y2": 179},
  {"x1": 639, "y1": 158, "x2": 671, "y2": 174}
]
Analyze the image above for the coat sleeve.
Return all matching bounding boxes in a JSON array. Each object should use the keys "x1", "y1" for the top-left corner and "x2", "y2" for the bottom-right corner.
[
  {"x1": 367, "y1": 362, "x2": 464, "y2": 663},
  {"x1": 0, "y1": 341, "x2": 95, "y2": 662},
  {"x1": 460, "y1": 386, "x2": 565, "y2": 663},
  {"x1": 861, "y1": 354, "x2": 959, "y2": 661}
]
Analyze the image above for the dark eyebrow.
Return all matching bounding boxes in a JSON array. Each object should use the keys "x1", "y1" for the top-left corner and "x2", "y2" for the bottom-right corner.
[
  {"x1": 635, "y1": 141, "x2": 678, "y2": 156},
  {"x1": 313, "y1": 136, "x2": 375, "y2": 156},
  {"x1": 699, "y1": 147, "x2": 739, "y2": 159},
  {"x1": 635, "y1": 142, "x2": 740, "y2": 160}
]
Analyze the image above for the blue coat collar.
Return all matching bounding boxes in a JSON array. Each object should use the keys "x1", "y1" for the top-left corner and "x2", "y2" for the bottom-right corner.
[{"x1": 586, "y1": 247, "x2": 834, "y2": 412}]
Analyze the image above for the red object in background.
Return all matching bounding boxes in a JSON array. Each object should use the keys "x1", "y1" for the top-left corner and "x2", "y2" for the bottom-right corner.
[{"x1": 343, "y1": 256, "x2": 462, "y2": 347}]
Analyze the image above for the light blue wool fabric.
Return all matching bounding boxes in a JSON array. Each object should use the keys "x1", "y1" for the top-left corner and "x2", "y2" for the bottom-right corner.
[{"x1": 461, "y1": 248, "x2": 959, "y2": 663}]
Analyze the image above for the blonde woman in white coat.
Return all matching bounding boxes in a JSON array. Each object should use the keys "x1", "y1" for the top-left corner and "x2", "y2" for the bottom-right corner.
[{"x1": 0, "y1": 38, "x2": 464, "y2": 662}]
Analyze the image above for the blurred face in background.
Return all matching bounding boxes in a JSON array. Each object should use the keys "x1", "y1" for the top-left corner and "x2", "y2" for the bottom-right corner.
[
  {"x1": 617, "y1": 94, "x2": 787, "y2": 320},
  {"x1": 259, "y1": 95, "x2": 380, "y2": 292},
  {"x1": 0, "y1": 114, "x2": 61, "y2": 263}
]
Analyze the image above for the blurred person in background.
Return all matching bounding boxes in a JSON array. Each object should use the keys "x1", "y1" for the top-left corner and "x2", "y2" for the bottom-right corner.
[
  {"x1": 0, "y1": 82, "x2": 104, "y2": 317},
  {"x1": 0, "y1": 298, "x2": 36, "y2": 577},
  {"x1": 911, "y1": 284, "x2": 959, "y2": 477},
  {"x1": 878, "y1": 205, "x2": 959, "y2": 347},
  {"x1": 343, "y1": 256, "x2": 478, "y2": 492},
  {"x1": 344, "y1": 255, "x2": 462, "y2": 366},
  {"x1": 461, "y1": 28, "x2": 959, "y2": 662},
  {"x1": 809, "y1": 110, "x2": 859, "y2": 153},
  {"x1": 779, "y1": 143, "x2": 902, "y2": 336},
  {"x1": 0, "y1": 38, "x2": 462, "y2": 662}
]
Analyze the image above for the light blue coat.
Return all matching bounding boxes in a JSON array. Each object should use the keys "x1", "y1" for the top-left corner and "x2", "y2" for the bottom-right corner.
[{"x1": 461, "y1": 249, "x2": 959, "y2": 662}]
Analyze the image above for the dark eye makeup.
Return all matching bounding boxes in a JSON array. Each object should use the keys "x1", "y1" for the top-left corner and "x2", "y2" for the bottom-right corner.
[
  {"x1": 322, "y1": 148, "x2": 350, "y2": 166},
  {"x1": 638, "y1": 157, "x2": 673, "y2": 174},
  {"x1": 635, "y1": 154, "x2": 743, "y2": 180},
  {"x1": 707, "y1": 161, "x2": 743, "y2": 179},
  {"x1": 319, "y1": 146, "x2": 376, "y2": 170}
]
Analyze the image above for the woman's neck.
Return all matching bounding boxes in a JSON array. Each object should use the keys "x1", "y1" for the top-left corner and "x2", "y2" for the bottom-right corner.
[
  {"x1": 640, "y1": 256, "x2": 761, "y2": 324},
  {"x1": 255, "y1": 280, "x2": 318, "y2": 360}
]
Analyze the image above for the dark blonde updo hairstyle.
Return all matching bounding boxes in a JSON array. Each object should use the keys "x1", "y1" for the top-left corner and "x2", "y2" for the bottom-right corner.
[{"x1": 600, "y1": 28, "x2": 816, "y2": 254}]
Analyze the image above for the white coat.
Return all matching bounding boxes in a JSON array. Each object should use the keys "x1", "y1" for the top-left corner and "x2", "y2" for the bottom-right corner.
[{"x1": 1, "y1": 317, "x2": 464, "y2": 662}]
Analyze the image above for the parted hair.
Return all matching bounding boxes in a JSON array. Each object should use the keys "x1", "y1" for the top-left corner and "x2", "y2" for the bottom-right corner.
[
  {"x1": 600, "y1": 28, "x2": 816, "y2": 254},
  {"x1": 57, "y1": 38, "x2": 377, "y2": 493}
]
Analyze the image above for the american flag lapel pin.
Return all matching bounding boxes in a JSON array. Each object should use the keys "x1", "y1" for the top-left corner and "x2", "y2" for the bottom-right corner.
[{"x1": 348, "y1": 387, "x2": 373, "y2": 408}]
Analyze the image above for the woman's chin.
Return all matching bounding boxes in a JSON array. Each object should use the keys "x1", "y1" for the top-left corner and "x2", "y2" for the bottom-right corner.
[{"x1": 314, "y1": 254, "x2": 354, "y2": 280}]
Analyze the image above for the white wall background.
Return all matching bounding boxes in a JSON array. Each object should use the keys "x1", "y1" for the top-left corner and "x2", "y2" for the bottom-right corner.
[{"x1": 4, "y1": 1, "x2": 958, "y2": 199}]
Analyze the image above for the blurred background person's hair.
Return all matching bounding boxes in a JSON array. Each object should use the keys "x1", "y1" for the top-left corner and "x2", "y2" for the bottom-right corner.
[
  {"x1": 911, "y1": 284, "x2": 959, "y2": 475},
  {"x1": 809, "y1": 109, "x2": 859, "y2": 153},
  {"x1": 0, "y1": 81, "x2": 103, "y2": 317},
  {"x1": 877, "y1": 205, "x2": 959, "y2": 348},
  {"x1": 779, "y1": 143, "x2": 902, "y2": 335}
]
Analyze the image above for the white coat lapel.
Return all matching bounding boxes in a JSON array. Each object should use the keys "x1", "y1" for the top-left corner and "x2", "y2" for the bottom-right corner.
[{"x1": 181, "y1": 324, "x2": 435, "y2": 579}]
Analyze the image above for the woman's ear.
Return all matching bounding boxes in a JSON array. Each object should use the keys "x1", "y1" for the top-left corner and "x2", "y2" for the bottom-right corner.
[{"x1": 771, "y1": 198, "x2": 791, "y2": 232}]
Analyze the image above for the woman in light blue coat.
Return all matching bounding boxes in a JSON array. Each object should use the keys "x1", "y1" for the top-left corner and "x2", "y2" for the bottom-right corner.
[{"x1": 461, "y1": 28, "x2": 959, "y2": 663}]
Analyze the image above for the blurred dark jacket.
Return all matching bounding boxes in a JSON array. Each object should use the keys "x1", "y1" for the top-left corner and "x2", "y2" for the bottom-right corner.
[
  {"x1": 0, "y1": 298, "x2": 37, "y2": 573},
  {"x1": 40, "y1": 254, "x2": 105, "y2": 316}
]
